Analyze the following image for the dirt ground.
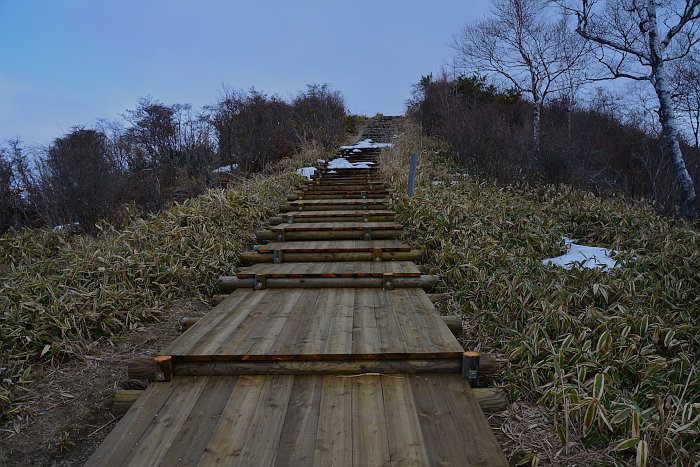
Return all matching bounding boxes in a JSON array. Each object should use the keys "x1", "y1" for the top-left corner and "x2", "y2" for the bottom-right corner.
[{"x1": 0, "y1": 298, "x2": 209, "y2": 466}]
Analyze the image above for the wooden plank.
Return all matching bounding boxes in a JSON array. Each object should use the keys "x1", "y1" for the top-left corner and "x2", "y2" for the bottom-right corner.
[
  {"x1": 197, "y1": 375, "x2": 265, "y2": 465},
  {"x1": 236, "y1": 375, "x2": 296, "y2": 465},
  {"x1": 119, "y1": 376, "x2": 208, "y2": 465},
  {"x1": 351, "y1": 375, "x2": 391, "y2": 466},
  {"x1": 406, "y1": 289, "x2": 464, "y2": 353},
  {"x1": 159, "y1": 376, "x2": 238, "y2": 465},
  {"x1": 269, "y1": 288, "x2": 322, "y2": 356},
  {"x1": 373, "y1": 288, "x2": 408, "y2": 354},
  {"x1": 386, "y1": 289, "x2": 439, "y2": 355},
  {"x1": 161, "y1": 289, "x2": 256, "y2": 355},
  {"x1": 86, "y1": 380, "x2": 181, "y2": 466},
  {"x1": 231, "y1": 289, "x2": 305, "y2": 356},
  {"x1": 381, "y1": 375, "x2": 430, "y2": 465},
  {"x1": 274, "y1": 376, "x2": 323, "y2": 466},
  {"x1": 352, "y1": 288, "x2": 380, "y2": 354},
  {"x1": 179, "y1": 289, "x2": 274, "y2": 355},
  {"x1": 438, "y1": 374, "x2": 509, "y2": 465},
  {"x1": 410, "y1": 374, "x2": 468, "y2": 466},
  {"x1": 313, "y1": 376, "x2": 353, "y2": 466},
  {"x1": 296, "y1": 289, "x2": 337, "y2": 355},
  {"x1": 325, "y1": 288, "x2": 355, "y2": 355}
]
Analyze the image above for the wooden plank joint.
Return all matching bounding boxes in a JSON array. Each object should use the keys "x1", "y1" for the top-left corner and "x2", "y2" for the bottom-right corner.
[
  {"x1": 273, "y1": 249, "x2": 284, "y2": 264},
  {"x1": 254, "y1": 274, "x2": 267, "y2": 290},
  {"x1": 383, "y1": 273, "x2": 394, "y2": 290},
  {"x1": 154, "y1": 355, "x2": 173, "y2": 382},
  {"x1": 462, "y1": 351, "x2": 480, "y2": 388}
]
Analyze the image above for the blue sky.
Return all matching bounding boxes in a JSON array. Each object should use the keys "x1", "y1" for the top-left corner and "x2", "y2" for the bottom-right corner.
[{"x1": 0, "y1": 0, "x2": 491, "y2": 145}]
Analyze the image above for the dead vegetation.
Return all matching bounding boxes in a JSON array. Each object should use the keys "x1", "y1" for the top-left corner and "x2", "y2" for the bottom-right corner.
[{"x1": 381, "y1": 122, "x2": 699, "y2": 466}]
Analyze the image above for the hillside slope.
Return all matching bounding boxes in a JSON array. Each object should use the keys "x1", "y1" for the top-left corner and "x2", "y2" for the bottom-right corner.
[{"x1": 381, "y1": 124, "x2": 699, "y2": 465}]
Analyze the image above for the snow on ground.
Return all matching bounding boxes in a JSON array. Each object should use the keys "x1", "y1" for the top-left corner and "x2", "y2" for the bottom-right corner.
[
  {"x1": 340, "y1": 138, "x2": 394, "y2": 149},
  {"x1": 212, "y1": 164, "x2": 239, "y2": 173},
  {"x1": 296, "y1": 167, "x2": 317, "y2": 179},
  {"x1": 432, "y1": 180, "x2": 458, "y2": 186},
  {"x1": 317, "y1": 159, "x2": 326, "y2": 164},
  {"x1": 327, "y1": 158, "x2": 374, "y2": 169},
  {"x1": 52, "y1": 222, "x2": 79, "y2": 232},
  {"x1": 543, "y1": 236, "x2": 620, "y2": 270}
]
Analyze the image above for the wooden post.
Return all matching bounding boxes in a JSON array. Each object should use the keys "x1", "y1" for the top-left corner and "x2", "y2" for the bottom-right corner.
[
  {"x1": 383, "y1": 273, "x2": 394, "y2": 290},
  {"x1": 462, "y1": 351, "x2": 480, "y2": 388},
  {"x1": 154, "y1": 356, "x2": 173, "y2": 382},
  {"x1": 127, "y1": 357, "x2": 157, "y2": 380},
  {"x1": 407, "y1": 152, "x2": 418, "y2": 197},
  {"x1": 254, "y1": 274, "x2": 266, "y2": 290}
]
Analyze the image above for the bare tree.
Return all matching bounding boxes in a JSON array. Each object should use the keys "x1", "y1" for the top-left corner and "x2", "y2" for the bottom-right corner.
[
  {"x1": 452, "y1": 0, "x2": 590, "y2": 151},
  {"x1": 562, "y1": 0, "x2": 699, "y2": 218}
]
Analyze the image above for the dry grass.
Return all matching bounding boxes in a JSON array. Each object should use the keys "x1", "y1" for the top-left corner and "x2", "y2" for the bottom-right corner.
[
  {"x1": 0, "y1": 152, "x2": 322, "y2": 431},
  {"x1": 381, "y1": 123, "x2": 699, "y2": 466}
]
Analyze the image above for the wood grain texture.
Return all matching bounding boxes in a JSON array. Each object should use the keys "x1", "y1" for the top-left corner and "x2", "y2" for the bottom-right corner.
[{"x1": 88, "y1": 374, "x2": 506, "y2": 466}]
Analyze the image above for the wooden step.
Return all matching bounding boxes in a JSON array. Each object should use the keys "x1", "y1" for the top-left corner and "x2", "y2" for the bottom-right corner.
[
  {"x1": 271, "y1": 222, "x2": 403, "y2": 231},
  {"x1": 279, "y1": 210, "x2": 395, "y2": 223},
  {"x1": 162, "y1": 288, "x2": 461, "y2": 361},
  {"x1": 298, "y1": 191, "x2": 388, "y2": 200},
  {"x1": 236, "y1": 261, "x2": 421, "y2": 278},
  {"x1": 283, "y1": 199, "x2": 389, "y2": 211},
  {"x1": 88, "y1": 374, "x2": 507, "y2": 466}
]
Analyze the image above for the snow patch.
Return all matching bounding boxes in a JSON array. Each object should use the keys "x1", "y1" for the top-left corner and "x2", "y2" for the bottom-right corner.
[
  {"x1": 296, "y1": 167, "x2": 317, "y2": 179},
  {"x1": 327, "y1": 158, "x2": 374, "y2": 169},
  {"x1": 543, "y1": 237, "x2": 620, "y2": 271},
  {"x1": 53, "y1": 222, "x2": 79, "y2": 232},
  {"x1": 432, "y1": 180, "x2": 458, "y2": 186},
  {"x1": 213, "y1": 164, "x2": 238, "y2": 173},
  {"x1": 341, "y1": 138, "x2": 393, "y2": 149},
  {"x1": 317, "y1": 159, "x2": 326, "y2": 164}
]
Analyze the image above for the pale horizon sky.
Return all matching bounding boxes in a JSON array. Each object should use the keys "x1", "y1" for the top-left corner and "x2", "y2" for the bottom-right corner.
[{"x1": 0, "y1": 0, "x2": 491, "y2": 146}]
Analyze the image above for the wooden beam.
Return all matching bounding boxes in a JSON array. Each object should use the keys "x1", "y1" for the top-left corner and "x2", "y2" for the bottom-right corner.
[
  {"x1": 239, "y1": 249, "x2": 423, "y2": 263},
  {"x1": 472, "y1": 388, "x2": 508, "y2": 413},
  {"x1": 427, "y1": 293, "x2": 449, "y2": 304},
  {"x1": 211, "y1": 294, "x2": 228, "y2": 306},
  {"x1": 218, "y1": 274, "x2": 437, "y2": 291},
  {"x1": 112, "y1": 390, "x2": 144, "y2": 416},
  {"x1": 255, "y1": 229, "x2": 400, "y2": 241},
  {"x1": 441, "y1": 316, "x2": 462, "y2": 334},
  {"x1": 181, "y1": 317, "x2": 200, "y2": 332},
  {"x1": 127, "y1": 357, "x2": 156, "y2": 380}
]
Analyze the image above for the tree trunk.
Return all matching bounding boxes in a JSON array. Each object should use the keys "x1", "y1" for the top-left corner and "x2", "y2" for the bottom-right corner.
[{"x1": 647, "y1": 1, "x2": 697, "y2": 218}]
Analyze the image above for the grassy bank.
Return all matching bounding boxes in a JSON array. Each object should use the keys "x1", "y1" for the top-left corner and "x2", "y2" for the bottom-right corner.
[
  {"x1": 0, "y1": 156, "x2": 316, "y2": 428},
  {"x1": 382, "y1": 127, "x2": 699, "y2": 465}
]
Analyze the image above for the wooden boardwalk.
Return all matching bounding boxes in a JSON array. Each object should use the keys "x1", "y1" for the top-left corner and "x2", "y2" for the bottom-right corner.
[{"x1": 88, "y1": 141, "x2": 507, "y2": 466}]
